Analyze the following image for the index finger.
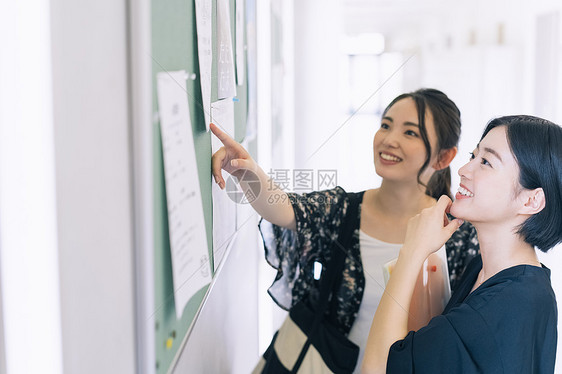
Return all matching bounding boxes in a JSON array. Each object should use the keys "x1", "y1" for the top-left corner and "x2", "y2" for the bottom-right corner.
[
  {"x1": 210, "y1": 122, "x2": 237, "y2": 146},
  {"x1": 436, "y1": 195, "x2": 453, "y2": 212},
  {"x1": 435, "y1": 195, "x2": 453, "y2": 226}
]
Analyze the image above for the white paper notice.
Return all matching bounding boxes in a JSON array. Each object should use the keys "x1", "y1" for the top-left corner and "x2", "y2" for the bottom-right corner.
[
  {"x1": 211, "y1": 99, "x2": 237, "y2": 270},
  {"x1": 217, "y1": 0, "x2": 237, "y2": 99},
  {"x1": 195, "y1": 0, "x2": 213, "y2": 130},
  {"x1": 156, "y1": 70, "x2": 212, "y2": 320},
  {"x1": 235, "y1": 0, "x2": 245, "y2": 86},
  {"x1": 210, "y1": 98, "x2": 235, "y2": 150}
]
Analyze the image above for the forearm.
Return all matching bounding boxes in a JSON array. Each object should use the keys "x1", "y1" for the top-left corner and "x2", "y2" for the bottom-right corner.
[
  {"x1": 362, "y1": 248, "x2": 425, "y2": 373},
  {"x1": 238, "y1": 165, "x2": 296, "y2": 230}
]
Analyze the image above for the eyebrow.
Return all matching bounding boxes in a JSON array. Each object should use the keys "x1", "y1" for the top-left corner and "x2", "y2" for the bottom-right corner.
[
  {"x1": 382, "y1": 116, "x2": 419, "y2": 127},
  {"x1": 477, "y1": 144, "x2": 503, "y2": 162}
]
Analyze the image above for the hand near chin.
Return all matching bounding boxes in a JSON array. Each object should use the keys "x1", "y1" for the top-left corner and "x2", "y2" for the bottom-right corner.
[{"x1": 402, "y1": 196, "x2": 464, "y2": 262}]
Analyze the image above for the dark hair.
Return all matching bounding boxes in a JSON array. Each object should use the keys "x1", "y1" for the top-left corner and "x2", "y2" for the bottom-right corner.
[
  {"x1": 481, "y1": 115, "x2": 562, "y2": 252},
  {"x1": 382, "y1": 88, "x2": 462, "y2": 199}
]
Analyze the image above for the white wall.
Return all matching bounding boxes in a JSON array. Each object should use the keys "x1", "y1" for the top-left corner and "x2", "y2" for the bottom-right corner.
[
  {"x1": 0, "y1": 271, "x2": 5, "y2": 374},
  {"x1": 0, "y1": 1, "x2": 64, "y2": 373},
  {"x1": 49, "y1": 0, "x2": 137, "y2": 372},
  {"x1": 293, "y1": 0, "x2": 345, "y2": 173},
  {"x1": 0, "y1": 0, "x2": 137, "y2": 373}
]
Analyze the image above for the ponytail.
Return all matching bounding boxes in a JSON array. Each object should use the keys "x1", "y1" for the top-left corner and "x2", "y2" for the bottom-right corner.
[{"x1": 426, "y1": 166, "x2": 452, "y2": 200}]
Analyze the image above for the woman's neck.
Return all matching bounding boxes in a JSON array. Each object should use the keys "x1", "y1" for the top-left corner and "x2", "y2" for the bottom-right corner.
[
  {"x1": 372, "y1": 179, "x2": 435, "y2": 218},
  {"x1": 474, "y1": 222, "x2": 540, "y2": 282}
]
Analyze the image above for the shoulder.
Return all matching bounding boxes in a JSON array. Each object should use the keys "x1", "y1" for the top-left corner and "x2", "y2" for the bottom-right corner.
[
  {"x1": 459, "y1": 265, "x2": 557, "y2": 371},
  {"x1": 467, "y1": 265, "x2": 556, "y2": 320},
  {"x1": 288, "y1": 187, "x2": 355, "y2": 237},
  {"x1": 502, "y1": 266, "x2": 554, "y2": 306}
]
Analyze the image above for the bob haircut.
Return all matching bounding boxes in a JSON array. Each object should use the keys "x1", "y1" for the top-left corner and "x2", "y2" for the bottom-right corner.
[{"x1": 480, "y1": 115, "x2": 562, "y2": 252}]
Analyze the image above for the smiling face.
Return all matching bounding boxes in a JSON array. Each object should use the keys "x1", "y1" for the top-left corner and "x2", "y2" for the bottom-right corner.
[
  {"x1": 450, "y1": 126, "x2": 523, "y2": 224},
  {"x1": 373, "y1": 97, "x2": 439, "y2": 184}
]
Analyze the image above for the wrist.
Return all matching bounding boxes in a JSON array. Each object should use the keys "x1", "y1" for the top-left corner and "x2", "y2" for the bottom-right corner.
[{"x1": 397, "y1": 245, "x2": 427, "y2": 267}]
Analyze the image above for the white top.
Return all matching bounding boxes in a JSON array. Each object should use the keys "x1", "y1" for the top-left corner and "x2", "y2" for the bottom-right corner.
[{"x1": 348, "y1": 230, "x2": 402, "y2": 373}]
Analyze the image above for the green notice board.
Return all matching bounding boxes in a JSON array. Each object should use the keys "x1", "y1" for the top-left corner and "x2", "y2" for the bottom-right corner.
[{"x1": 151, "y1": 0, "x2": 248, "y2": 372}]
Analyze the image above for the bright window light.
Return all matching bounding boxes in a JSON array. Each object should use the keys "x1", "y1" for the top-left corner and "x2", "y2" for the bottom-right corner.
[
  {"x1": 0, "y1": 1, "x2": 63, "y2": 373},
  {"x1": 342, "y1": 33, "x2": 385, "y2": 55}
]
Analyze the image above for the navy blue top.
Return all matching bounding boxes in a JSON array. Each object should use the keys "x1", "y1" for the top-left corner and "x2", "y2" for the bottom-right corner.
[{"x1": 387, "y1": 255, "x2": 557, "y2": 373}]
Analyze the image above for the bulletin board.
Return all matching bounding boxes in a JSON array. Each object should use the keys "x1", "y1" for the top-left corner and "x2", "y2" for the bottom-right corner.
[{"x1": 151, "y1": 0, "x2": 248, "y2": 372}]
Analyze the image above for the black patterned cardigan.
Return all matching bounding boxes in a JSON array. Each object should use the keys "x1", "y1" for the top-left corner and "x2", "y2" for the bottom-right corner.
[{"x1": 259, "y1": 186, "x2": 480, "y2": 335}]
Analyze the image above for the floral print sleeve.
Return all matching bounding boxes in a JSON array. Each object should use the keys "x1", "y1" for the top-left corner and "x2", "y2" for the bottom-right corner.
[
  {"x1": 259, "y1": 187, "x2": 349, "y2": 310},
  {"x1": 445, "y1": 220, "x2": 480, "y2": 291}
]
